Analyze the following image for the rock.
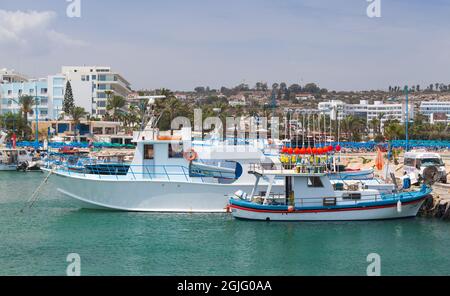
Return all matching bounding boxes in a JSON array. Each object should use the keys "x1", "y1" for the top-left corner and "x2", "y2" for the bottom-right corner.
[{"x1": 418, "y1": 194, "x2": 450, "y2": 220}]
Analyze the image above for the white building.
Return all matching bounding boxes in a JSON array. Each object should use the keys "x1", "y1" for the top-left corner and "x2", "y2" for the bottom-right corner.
[
  {"x1": 61, "y1": 66, "x2": 132, "y2": 117},
  {"x1": 0, "y1": 75, "x2": 64, "y2": 120},
  {"x1": 419, "y1": 101, "x2": 450, "y2": 124},
  {"x1": 0, "y1": 68, "x2": 28, "y2": 84},
  {"x1": 0, "y1": 66, "x2": 132, "y2": 120},
  {"x1": 318, "y1": 99, "x2": 414, "y2": 129}
]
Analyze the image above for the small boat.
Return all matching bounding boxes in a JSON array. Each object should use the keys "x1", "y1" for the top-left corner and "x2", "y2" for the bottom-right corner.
[
  {"x1": 229, "y1": 164, "x2": 432, "y2": 221},
  {"x1": 0, "y1": 148, "x2": 33, "y2": 171}
]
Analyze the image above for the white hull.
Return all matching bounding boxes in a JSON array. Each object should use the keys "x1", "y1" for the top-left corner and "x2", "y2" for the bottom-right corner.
[
  {"x1": 50, "y1": 171, "x2": 283, "y2": 212},
  {"x1": 230, "y1": 199, "x2": 426, "y2": 221},
  {"x1": 0, "y1": 164, "x2": 17, "y2": 171}
]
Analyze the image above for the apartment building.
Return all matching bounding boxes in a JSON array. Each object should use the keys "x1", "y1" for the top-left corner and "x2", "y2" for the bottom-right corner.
[
  {"x1": 0, "y1": 68, "x2": 28, "y2": 84},
  {"x1": 61, "y1": 66, "x2": 132, "y2": 116},
  {"x1": 0, "y1": 66, "x2": 132, "y2": 120},
  {"x1": 318, "y1": 99, "x2": 414, "y2": 129},
  {"x1": 419, "y1": 101, "x2": 450, "y2": 124}
]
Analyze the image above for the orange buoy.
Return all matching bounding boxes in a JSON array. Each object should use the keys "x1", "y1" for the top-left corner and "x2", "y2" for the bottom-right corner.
[{"x1": 183, "y1": 148, "x2": 198, "y2": 161}]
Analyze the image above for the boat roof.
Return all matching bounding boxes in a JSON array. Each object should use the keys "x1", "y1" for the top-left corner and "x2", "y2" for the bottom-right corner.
[
  {"x1": 249, "y1": 168, "x2": 326, "y2": 177},
  {"x1": 404, "y1": 151, "x2": 442, "y2": 159}
]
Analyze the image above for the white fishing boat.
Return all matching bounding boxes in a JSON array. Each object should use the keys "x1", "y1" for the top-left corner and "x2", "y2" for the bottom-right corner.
[
  {"x1": 45, "y1": 128, "x2": 284, "y2": 212},
  {"x1": 229, "y1": 164, "x2": 432, "y2": 221},
  {"x1": 0, "y1": 148, "x2": 33, "y2": 171}
]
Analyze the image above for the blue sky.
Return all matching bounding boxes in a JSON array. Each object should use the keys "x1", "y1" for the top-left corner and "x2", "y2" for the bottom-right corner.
[{"x1": 1, "y1": 0, "x2": 449, "y2": 91}]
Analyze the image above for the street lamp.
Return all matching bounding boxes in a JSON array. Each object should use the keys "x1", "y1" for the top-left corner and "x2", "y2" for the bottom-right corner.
[
  {"x1": 34, "y1": 83, "x2": 39, "y2": 149},
  {"x1": 404, "y1": 86, "x2": 409, "y2": 152}
]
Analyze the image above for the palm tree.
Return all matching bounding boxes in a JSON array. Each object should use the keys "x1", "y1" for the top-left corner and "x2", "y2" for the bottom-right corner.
[
  {"x1": 369, "y1": 117, "x2": 380, "y2": 135},
  {"x1": 70, "y1": 107, "x2": 87, "y2": 142},
  {"x1": 18, "y1": 95, "x2": 35, "y2": 139},
  {"x1": 106, "y1": 95, "x2": 126, "y2": 121},
  {"x1": 18, "y1": 95, "x2": 35, "y2": 122},
  {"x1": 383, "y1": 120, "x2": 404, "y2": 140},
  {"x1": 155, "y1": 89, "x2": 187, "y2": 131},
  {"x1": 377, "y1": 112, "x2": 385, "y2": 133}
]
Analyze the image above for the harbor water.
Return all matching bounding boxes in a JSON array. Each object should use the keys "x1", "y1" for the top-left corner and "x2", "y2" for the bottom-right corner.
[{"x1": 1, "y1": 172, "x2": 450, "y2": 275}]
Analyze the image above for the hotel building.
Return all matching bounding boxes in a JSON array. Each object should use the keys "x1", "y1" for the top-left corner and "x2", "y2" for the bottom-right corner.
[
  {"x1": 0, "y1": 66, "x2": 132, "y2": 120},
  {"x1": 419, "y1": 101, "x2": 450, "y2": 124},
  {"x1": 318, "y1": 99, "x2": 414, "y2": 129}
]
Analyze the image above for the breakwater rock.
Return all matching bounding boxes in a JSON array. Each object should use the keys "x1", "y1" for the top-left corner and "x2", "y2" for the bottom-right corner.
[{"x1": 419, "y1": 194, "x2": 450, "y2": 220}]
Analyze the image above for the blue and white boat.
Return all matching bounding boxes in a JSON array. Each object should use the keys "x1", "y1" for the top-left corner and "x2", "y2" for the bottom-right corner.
[{"x1": 229, "y1": 164, "x2": 431, "y2": 221}]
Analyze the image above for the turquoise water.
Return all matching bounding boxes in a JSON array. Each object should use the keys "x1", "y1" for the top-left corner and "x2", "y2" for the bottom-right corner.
[{"x1": 1, "y1": 172, "x2": 450, "y2": 275}]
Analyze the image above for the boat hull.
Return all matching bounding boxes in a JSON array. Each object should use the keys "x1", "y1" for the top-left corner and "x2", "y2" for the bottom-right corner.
[
  {"x1": 49, "y1": 171, "x2": 283, "y2": 212},
  {"x1": 229, "y1": 192, "x2": 430, "y2": 221},
  {"x1": 0, "y1": 164, "x2": 17, "y2": 171}
]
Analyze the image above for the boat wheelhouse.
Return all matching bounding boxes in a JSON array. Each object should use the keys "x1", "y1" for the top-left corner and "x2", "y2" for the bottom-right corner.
[{"x1": 229, "y1": 163, "x2": 431, "y2": 221}]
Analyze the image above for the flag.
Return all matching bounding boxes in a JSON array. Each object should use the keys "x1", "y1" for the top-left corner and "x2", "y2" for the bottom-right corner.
[
  {"x1": 375, "y1": 148, "x2": 383, "y2": 171},
  {"x1": 12, "y1": 133, "x2": 17, "y2": 149}
]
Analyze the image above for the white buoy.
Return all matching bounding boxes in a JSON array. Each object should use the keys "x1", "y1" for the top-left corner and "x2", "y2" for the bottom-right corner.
[{"x1": 397, "y1": 200, "x2": 402, "y2": 213}]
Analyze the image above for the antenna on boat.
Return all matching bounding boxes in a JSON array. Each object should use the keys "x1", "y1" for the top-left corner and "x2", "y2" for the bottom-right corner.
[{"x1": 302, "y1": 112, "x2": 305, "y2": 148}]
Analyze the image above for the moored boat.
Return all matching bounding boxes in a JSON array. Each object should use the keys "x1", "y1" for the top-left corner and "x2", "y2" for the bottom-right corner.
[{"x1": 229, "y1": 164, "x2": 432, "y2": 221}]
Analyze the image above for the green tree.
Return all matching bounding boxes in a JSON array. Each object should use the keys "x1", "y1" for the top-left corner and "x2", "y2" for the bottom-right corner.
[
  {"x1": 18, "y1": 95, "x2": 36, "y2": 139},
  {"x1": 63, "y1": 81, "x2": 75, "y2": 114},
  {"x1": 106, "y1": 95, "x2": 126, "y2": 121},
  {"x1": 70, "y1": 106, "x2": 87, "y2": 142}
]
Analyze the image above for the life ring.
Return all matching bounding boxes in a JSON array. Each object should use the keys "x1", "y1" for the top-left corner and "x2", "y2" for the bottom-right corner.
[{"x1": 183, "y1": 148, "x2": 197, "y2": 161}]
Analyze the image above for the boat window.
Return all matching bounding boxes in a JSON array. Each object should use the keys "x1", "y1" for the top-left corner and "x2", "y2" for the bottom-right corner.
[
  {"x1": 307, "y1": 177, "x2": 323, "y2": 187},
  {"x1": 168, "y1": 143, "x2": 183, "y2": 158},
  {"x1": 404, "y1": 158, "x2": 414, "y2": 167},
  {"x1": 419, "y1": 158, "x2": 444, "y2": 166},
  {"x1": 144, "y1": 144, "x2": 154, "y2": 160}
]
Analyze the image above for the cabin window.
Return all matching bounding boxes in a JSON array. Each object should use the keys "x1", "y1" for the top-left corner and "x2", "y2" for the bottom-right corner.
[
  {"x1": 144, "y1": 144, "x2": 154, "y2": 160},
  {"x1": 307, "y1": 177, "x2": 323, "y2": 187},
  {"x1": 168, "y1": 143, "x2": 183, "y2": 158},
  {"x1": 404, "y1": 158, "x2": 414, "y2": 167}
]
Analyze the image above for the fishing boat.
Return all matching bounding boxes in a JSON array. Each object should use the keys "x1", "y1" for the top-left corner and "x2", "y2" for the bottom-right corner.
[
  {"x1": 0, "y1": 148, "x2": 34, "y2": 171},
  {"x1": 45, "y1": 127, "x2": 284, "y2": 212},
  {"x1": 228, "y1": 163, "x2": 432, "y2": 221}
]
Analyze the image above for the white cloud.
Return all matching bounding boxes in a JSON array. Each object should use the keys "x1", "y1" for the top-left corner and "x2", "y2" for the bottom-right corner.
[{"x1": 0, "y1": 10, "x2": 86, "y2": 55}]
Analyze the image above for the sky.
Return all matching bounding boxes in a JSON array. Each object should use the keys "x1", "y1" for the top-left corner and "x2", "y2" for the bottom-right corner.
[{"x1": 0, "y1": 0, "x2": 450, "y2": 91}]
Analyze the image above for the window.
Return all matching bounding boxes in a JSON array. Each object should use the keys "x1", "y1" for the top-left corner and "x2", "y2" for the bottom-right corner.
[
  {"x1": 92, "y1": 75, "x2": 97, "y2": 80},
  {"x1": 40, "y1": 88, "x2": 47, "y2": 95},
  {"x1": 29, "y1": 89, "x2": 34, "y2": 94},
  {"x1": 307, "y1": 177, "x2": 324, "y2": 187},
  {"x1": 404, "y1": 158, "x2": 414, "y2": 167},
  {"x1": 7, "y1": 90, "x2": 12, "y2": 95},
  {"x1": 105, "y1": 127, "x2": 115, "y2": 134},
  {"x1": 93, "y1": 127, "x2": 103, "y2": 134},
  {"x1": 144, "y1": 144, "x2": 154, "y2": 160},
  {"x1": 169, "y1": 143, "x2": 183, "y2": 158},
  {"x1": 97, "y1": 101, "x2": 106, "y2": 107},
  {"x1": 18, "y1": 90, "x2": 22, "y2": 95}
]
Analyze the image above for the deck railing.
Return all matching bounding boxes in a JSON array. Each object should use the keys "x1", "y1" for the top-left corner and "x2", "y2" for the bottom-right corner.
[
  {"x1": 44, "y1": 158, "x2": 237, "y2": 182},
  {"x1": 250, "y1": 189, "x2": 426, "y2": 207}
]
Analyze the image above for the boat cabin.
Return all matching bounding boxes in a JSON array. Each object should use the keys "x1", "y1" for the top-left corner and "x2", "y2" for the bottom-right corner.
[{"x1": 246, "y1": 165, "x2": 389, "y2": 208}]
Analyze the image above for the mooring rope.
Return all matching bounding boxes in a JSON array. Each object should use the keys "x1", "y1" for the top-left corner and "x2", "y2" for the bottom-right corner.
[{"x1": 19, "y1": 168, "x2": 54, "y2": 213}]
